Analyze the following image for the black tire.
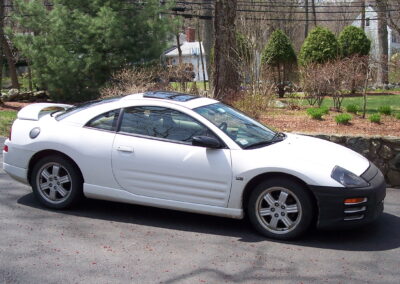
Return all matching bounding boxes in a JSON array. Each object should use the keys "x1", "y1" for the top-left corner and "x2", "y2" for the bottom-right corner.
[
  {"x1": 31, "y1": 155, "x2": 83, "y2": 209},
  {"x1": 247, "y1": 178, "x2": 314, "y2": 240}
]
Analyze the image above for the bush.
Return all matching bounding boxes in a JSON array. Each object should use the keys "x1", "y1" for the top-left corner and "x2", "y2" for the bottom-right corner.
[
  {"x1": 396, "y1": 113, "x2": 400, "y2": 120},
  {"x1": 338, "y1": 26, "x2": 371, "y2": 57},
  {"x1": 261, "y1": 30, "x2": 297, "y2": 98},
  {"x1": 299, "y1": 26, "x2": 339, "y2": 65},
  {"x1": 378, "y1": 106, "x2": 392, "y2": 115},
  {"x1": 320, "y1": 106, "x2": 329, "y2": 115},
  {"x1": 335, "y1": 113, "x2": 352, "y2": 124},
  {"x1": 346, "y1": 104, "x2": 359, "y2": 113},
  {"x1": 369, "y1": 114, "x2": 381, "y2": 123},
  {"x1": 307, "y1": 107, "x2": 325, "y2": 119}
]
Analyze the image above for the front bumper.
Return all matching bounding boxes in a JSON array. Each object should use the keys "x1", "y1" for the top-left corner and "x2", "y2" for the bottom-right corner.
[{"x1": 310, "y1": 163, "x2": 386, "y2": 229}]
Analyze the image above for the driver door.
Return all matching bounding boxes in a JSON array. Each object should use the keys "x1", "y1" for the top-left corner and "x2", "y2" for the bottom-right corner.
[{"x1": 111, "y1": 106, "x2": 232, "y2": 207}]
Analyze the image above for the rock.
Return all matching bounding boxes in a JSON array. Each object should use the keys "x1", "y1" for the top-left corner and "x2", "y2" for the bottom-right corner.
[
  {"x1": 389, "y1": 153, "x2": 400, "y2": 170},
  {"x1": 379, "y1": 145, "x2": 394, "y2": 160},
  {"x1": 330, "y1": 135, "x2": 346, "y2": 144},
  {"x1": 8, "y1": 88, "x2": 19, "y2": 96},
  {"x1": 272, "y1": 100, "x2": 287, "y2": 108},
  {"x1": 387, "y1": 170, "x2": 400, "y2": 187},
  {"x1": 370, "y1": 140, "x2": 381, "y2": 156},
  {"x1": 32, "y1": 90, "x2": 49, "y2": 101},
  {"x1": 1, "y1": 93, "x2": 9, "y2": 102},
  {"x1": 345, "y1": 137, "x2": 369, "y2": 154}
]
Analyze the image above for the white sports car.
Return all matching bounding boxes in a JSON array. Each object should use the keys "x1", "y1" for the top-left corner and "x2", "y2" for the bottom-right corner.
[{"x1": 3, "y1": 91, "x2": 386, "y2": 239}]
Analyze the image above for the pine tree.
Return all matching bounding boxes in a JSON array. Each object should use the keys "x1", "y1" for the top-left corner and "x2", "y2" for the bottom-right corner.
[{"x1": 11, "y1": 0, "x2": 172, "y2": 102}]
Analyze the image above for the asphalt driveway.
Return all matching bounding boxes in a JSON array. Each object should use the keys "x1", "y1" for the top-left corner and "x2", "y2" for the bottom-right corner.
[{"x1": 1, "y1": 137, "x2": 400, "y2": 283}]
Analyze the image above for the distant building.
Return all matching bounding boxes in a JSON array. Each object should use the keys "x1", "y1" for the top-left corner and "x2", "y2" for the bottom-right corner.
[
  {"x1": 352, "y1": 6, "x2": 400, "y2": 59},
  {"x1": 163, "y1": 28, "x2": 208, "y2": 82}
]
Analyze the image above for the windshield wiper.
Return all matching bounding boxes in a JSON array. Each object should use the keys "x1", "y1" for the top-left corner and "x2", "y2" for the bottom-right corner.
[
  {"x1": 243, "y1": 132, "x2": 286, "y2": 149},
  {"x1": 271, "y1": 132, "x2": 286, "y2": 142}
]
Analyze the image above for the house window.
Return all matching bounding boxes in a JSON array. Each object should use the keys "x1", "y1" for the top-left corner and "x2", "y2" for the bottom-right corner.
[
  {"x1": 393, "y1": 33, "x2": 398, "y2": 43},
  {"x1": 366, "y1": 18, "x2": 370, "y2": 27}
]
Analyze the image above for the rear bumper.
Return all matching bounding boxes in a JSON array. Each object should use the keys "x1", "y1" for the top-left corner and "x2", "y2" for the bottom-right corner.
[
  {"x1": 2, "y1": 161, "x2": 29, "y2": 185},
  {"x1": 310, "y1": 163, "x2": 386, "y2": 229}
]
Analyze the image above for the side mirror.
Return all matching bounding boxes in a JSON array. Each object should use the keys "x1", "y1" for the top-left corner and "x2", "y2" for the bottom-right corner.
[{"x1": 192, "y1": 136, "x2": 222, "y2": 149}]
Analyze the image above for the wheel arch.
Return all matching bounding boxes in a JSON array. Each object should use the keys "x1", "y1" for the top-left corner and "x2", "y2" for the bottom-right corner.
[
  {"x1": 242, "y1": 172, "x2": 318, "y2": 215},
  {"x1": 27, "y1": 150, "x2": 84, "y2": 185}
]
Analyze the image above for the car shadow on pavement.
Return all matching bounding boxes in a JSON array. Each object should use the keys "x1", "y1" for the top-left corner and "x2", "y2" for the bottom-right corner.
[{"x1": 18, "y1": 193, "x2": 400, "y2": 251}]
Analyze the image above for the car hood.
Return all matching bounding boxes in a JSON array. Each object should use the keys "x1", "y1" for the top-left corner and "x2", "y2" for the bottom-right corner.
[{"x1": 231, "y1": 133, "x2": 370, "y2": 187}]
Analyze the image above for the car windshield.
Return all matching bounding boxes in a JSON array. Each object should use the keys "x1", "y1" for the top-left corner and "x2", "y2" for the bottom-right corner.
[{"x1": 194, "y1": 103, "x2": 284, "y2": 149}]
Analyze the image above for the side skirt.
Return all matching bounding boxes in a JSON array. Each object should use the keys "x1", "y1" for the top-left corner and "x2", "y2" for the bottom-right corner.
[{"x1": 84, "y1": 183, "x2": 244, "y2": 219}]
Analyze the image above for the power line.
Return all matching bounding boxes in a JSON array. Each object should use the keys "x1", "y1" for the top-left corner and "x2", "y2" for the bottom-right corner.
[{"x1": 163, "y1": 11, "x2": 387, "y2": 22}]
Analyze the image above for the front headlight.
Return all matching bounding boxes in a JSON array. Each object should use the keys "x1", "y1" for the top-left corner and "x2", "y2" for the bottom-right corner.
[{"x1": 331, "y1": 165, "x2": 369, "y2": 188}]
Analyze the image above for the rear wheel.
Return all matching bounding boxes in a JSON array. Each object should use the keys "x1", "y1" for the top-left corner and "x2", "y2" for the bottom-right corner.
[
  {"x1": 31, "y1": 155, "x2": 83, "y2": 209},
  {"x1": 247, "y1": 178, "x2": 314, "y2": 240}
]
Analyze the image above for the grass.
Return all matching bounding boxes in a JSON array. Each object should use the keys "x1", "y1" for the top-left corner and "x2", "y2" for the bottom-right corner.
[
  {"x1": 0, "y1": 110, "x2": 17, "y2": 137},
  {"x1": 300, "y1": 94, "x2": 400, "y2": 115}
]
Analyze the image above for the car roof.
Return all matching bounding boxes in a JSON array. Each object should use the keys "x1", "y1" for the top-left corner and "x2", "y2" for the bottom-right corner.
[
  {"x1": 119, "y1": 91, "x2": 218, "y2": 109},
  {"x1": 57, "y1": 91, "x2": 218, "y2": 123}
]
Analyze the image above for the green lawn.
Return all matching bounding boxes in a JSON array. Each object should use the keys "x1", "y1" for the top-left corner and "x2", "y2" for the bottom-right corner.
[
  {"x1": 300, "y1": 94, "x2": 400, "y2": 114},
  {"x1": 0, "y1": 110, "x2": 17, "y2": 137}
]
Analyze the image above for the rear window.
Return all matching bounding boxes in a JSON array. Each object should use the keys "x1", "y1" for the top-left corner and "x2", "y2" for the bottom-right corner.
[{"x1": 55, "y1": 97, "x2": 121, "y2": 120}]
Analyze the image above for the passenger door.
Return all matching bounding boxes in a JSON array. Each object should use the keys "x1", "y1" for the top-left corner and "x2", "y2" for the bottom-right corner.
[{"x1": 111, "y1": 106, "x2": 232, "y2": 207}]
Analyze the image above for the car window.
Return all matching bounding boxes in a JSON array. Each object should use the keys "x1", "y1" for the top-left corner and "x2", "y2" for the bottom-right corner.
[
  {"x1": 119, "y1": 106, "x2": 214, "y2": 143},
  {"x1": 86, "y1": 109, "x2": 120, "y2": 131}
]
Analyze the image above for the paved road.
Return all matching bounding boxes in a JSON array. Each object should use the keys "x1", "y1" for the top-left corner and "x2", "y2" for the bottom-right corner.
[{"x1": 1, "y1": 138, "x2": 400, "y2": 284}]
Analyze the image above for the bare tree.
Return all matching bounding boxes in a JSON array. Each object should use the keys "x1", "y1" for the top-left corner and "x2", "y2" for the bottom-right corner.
[{"x1": 213, "y1": 0, "x2": 240, "y2": 101}]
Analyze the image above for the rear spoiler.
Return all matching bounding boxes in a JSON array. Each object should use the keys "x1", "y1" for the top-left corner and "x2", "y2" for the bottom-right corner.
[{"x1": 17, "y1": 103, "x2": 73, "y2": 121}]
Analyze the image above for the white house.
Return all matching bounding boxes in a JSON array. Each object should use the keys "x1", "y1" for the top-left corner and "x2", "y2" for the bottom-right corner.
[
  {"x1": 352, "y1": 6, "x2": 400, "y2": 60},
  {"x1": 164, "y1": 28, "x2": 208, "y2": 82}
]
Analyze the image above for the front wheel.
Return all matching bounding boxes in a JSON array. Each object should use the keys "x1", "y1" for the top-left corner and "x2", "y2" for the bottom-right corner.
[
  {"x1": 31, "y1": 155, "x2": 83, "y2": 209},
  {"x1": 247, "y1": 178, "x2": 314, "y2": 240}
]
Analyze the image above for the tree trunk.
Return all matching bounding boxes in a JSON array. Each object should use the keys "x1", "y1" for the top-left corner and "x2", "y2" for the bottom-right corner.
[
  {"x1": 375, "y1": 0, "x2": 389, "y2": 85},
  {"x1": 213, "y1": 0, "x2": 240, "y2": 101},
  {"x1": 0, "y1": 0, "x2": 19, "y2": 89},
  {"x1": 202, "y1": 0, "x2": 213, "y2": 90}
]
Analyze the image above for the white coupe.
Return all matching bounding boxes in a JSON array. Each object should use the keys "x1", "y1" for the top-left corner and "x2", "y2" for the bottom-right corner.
[{"x1": 3, "y1": 91, "x2": 386, "y2": 239}]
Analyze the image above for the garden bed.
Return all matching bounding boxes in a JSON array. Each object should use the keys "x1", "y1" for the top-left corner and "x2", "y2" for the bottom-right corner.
[{"x1": 261, "y1": 109, "x2": 400, "y2": 137}]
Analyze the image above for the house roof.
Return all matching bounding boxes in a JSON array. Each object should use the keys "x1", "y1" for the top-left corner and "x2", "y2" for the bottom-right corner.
[{"x1": 165, "y1": 42, "x2": 206, "y2": 57}]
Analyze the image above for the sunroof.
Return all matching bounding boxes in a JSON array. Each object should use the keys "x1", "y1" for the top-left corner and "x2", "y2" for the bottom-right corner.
[{"x1": 143, "y1": 91, "x2": 199, "y2": 102}]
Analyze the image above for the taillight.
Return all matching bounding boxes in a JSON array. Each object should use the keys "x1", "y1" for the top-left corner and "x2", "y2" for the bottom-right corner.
[{"x1": 3, "y1": 145, "x2": 8, "y2": 152}]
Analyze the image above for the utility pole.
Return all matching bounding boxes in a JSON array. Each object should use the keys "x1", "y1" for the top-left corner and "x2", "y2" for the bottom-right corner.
[
  {"x1": 202, "y1": 0, "x2": 213, "y2": 91},
  {"x1": 361, "y1": 0, "x2": 366, "y2": 30},
  {"x1": 311, "y1": 0, "x2": 317, "y2": 27},
  {"x1": 304, "y1": 0, "x2": 309, "y2": 38}
]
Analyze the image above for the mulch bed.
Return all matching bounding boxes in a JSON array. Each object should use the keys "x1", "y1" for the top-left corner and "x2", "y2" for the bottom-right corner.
[{"x1": 261, "y1": 109, "x2": 400, "y2": 137}]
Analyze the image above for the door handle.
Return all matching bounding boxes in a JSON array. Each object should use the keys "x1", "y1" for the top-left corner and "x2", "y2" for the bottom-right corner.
[{"x1": 116, "y1": 146, "x2": 134, "y2": 153}]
